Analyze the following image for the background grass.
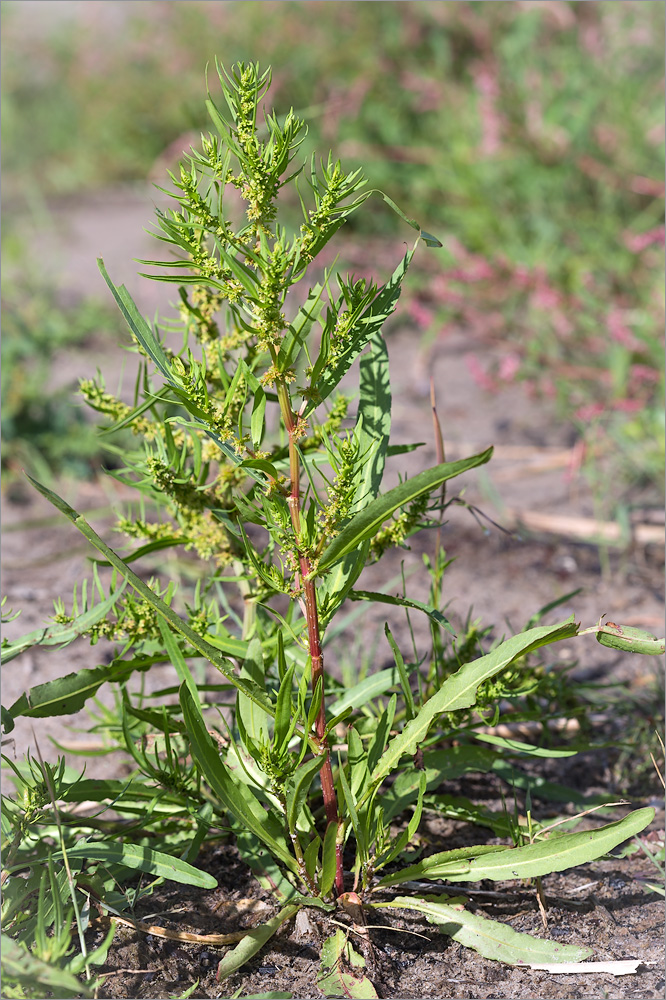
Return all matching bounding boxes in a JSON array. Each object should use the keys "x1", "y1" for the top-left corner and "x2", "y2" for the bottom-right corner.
[{"x1": 1, "y1": 0, "x2": 664, "y2": 516}]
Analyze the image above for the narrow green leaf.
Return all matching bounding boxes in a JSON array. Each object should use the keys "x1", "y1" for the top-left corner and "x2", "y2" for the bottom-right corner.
[
  {"x1": 355, "y1": 329, "x2": 391, "y2": 504},
  {"x1": 24, "y1": 476, "x2": 274, "y2": 717},
  {"x1": 98, "y1": 259, "x2": 173, "y2": 380},
  {"x1": 180, "y1": 684, "x2": 298, "y2": 873},
  {"x1": 440, "y1": 807, "x2": 655, "y2": 882},
  {"x1": 238, "y1": 638, "x2": 270, "y2": 745},
  {"x1": 320, "y1": 820, "x2": 339, "y2": 898},
  {"x1": 217, "y1": 904, "x2": 300, "y2": 982},
  {"x1": 368, "y1": 618, "x2": 578, "y2": 792},
  {"x1": 374, "y1": 845, "x2": 503, "y2": 889},
  {"x1": 286, "y1": 755, "x2": 326, "y2": 834},
  {"x1": 474, "y1": 733, "x2": 577, "y2": 758},
  {"x1": 156, "y1": 617, "x2": 199, "y2": 705},
  {"x1": 367, "y1": 694, "x2": 397, "y2": 775},
  {"x1": 5, "y1": 656, "x2": 151, "y2": 721},
  {"x1": 251, "y1": 385, "x2": 267, "y2": 449},
  {"x1": 384, "y1": 623, "x2": 415, "y2": 721},
  {"x1": 52, "y1": 841, "x2": 217, "y2": 887},
  {"x1": 349, "y1": 590, "x2": 455, "y2": 635},
  {"x1": 316, "y1": 449, "x2": 493, "y2": 573},
  {"x1": 327, "y1": 667, "x2": 400, "y2": 719},
  {"x1": 376, "y1": 895, "x2": 592, "y2": 965}
]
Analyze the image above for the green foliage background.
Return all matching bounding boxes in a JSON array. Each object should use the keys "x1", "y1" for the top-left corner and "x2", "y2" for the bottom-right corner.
[{"x1": 2, "y1": 0, "x2": 664, "y2": 511}]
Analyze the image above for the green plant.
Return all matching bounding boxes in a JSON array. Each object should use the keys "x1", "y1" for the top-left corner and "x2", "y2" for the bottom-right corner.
[{"x1": 2, "y1": 62, "x2": 663, "y2": 996}]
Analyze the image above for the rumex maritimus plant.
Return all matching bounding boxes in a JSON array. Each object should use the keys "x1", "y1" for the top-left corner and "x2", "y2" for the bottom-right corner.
[{"x1": 1, "y1": 63, "x2": 663, "y2": 997}]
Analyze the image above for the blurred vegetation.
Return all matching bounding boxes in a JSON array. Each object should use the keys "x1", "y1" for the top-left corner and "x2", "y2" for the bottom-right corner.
[{"x1": 1, "y1": 0, "x2": 664, "y2": 516}]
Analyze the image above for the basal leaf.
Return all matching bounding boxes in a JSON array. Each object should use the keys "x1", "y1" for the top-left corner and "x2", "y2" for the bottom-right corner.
[
  {"x1": 376, "y1": 895, "x2": 592, "y2": 965},
  {"x1": 439, "y1": 807, "x2": 655, "y2": 882}
]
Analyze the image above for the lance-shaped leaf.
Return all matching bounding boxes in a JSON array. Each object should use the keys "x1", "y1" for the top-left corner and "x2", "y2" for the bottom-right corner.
[
  {"x1": 365, "y1": 617, "x2": 578, "y2": 793},
  {"x1": 374, "y1": 844, "x2": 504, "y2": 889},
  {"x1": 25, "y1": 476, "x2": 274, "y2": 717},
  {"x1": 48, "y1": 841, "x2": 217, "y2": 887},
  {"x1": 375, "y1": 895, "x2": 592, "y2": 965},
  {"x1": 349, "y1": 590, "x2": 455, "y2": 635},
  {"x1": 180, "y1": 684, "x2": 298, "y2": 874},
  {"x1": 5, "y1": 656, "x2": 152, "y2": 722},
  {"x1": 439, "y1": 806, "x2": 655, "y2": 882},
  {"x1": 98, "y1": 259, "x2": 173, "y2": 381},
  {"x1": 316, "y1": 449, "x2": 493, "y2": 574},
  {"x1": 355, "y1": 329, "x2": 392, "y2": 504}
]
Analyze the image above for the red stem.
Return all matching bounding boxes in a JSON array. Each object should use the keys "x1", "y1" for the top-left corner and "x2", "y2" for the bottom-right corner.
[{"x1": 278, "y1": 379, "x2": 344, "y2": 897}]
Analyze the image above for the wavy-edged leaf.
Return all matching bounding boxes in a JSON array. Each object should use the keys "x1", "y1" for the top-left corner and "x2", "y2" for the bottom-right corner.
[
  {"x1": 439, "y1": 807, "x2": 655, "y2": 882},
  {"x1": 316, "y1": 449, "x2": 493, "y2": 573},
  {"x1": 368, "y1": 618, "x2": 578, "y2": 792},
  {"x1": 5, "y1": 656, "x2": 152, "y2": 721},
  {"x1": 374, "y1": 844, "x2": 504, "y2": 889},
  {"x1": 376, "y1": 895, "x2": 592, "y2": 965}
]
